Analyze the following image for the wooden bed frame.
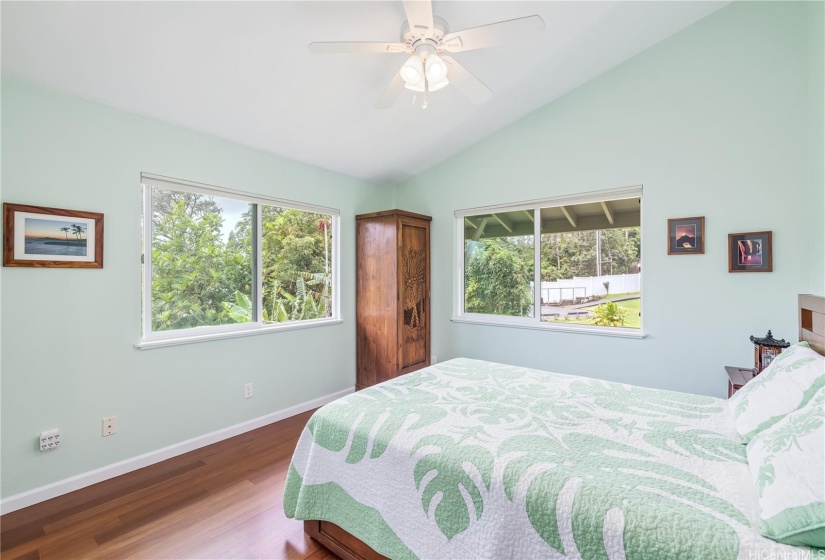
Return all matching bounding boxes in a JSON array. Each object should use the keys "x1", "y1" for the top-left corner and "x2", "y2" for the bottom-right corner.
[
  {"x1": 799, "y1": 294, "x2": 825, "y2": 355},
  {"x1": 304, "y1": 520, "x2": 387, "y2": 560},
  {"x1": 304, "y1": 294, "x2": 825, "y2": 560}
]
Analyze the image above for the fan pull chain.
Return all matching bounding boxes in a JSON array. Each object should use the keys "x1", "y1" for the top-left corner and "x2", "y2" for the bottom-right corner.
[{"x1": 410, "y1": 89, "x2": 428, "y2": 109}]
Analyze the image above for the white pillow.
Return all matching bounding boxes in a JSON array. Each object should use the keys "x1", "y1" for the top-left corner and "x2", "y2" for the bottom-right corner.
[
  {"x1": 729, "y1": 341, "x2": 824, "y2": 442},
  {"x1": 746, "y1": 388, "x2": 825, "y2": 547}
]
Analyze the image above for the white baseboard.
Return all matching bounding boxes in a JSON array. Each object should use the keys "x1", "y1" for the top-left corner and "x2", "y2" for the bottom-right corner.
[{"x1": 0, "y1": 387, "x2": 354, "y2": 515}]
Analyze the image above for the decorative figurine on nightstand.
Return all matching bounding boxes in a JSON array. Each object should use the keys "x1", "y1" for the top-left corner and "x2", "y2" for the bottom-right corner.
[{"x1": 750, "y1": 330, "x2": 790, "y2": 374}]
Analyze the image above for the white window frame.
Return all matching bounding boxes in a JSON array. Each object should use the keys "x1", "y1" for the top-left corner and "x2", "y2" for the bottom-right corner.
[
  {"x1": 453, "y1": 185, "x2": 644, "y2": 339},
  {"x1": 137, "y1": 173, "x2": 341, "y2": 350}
]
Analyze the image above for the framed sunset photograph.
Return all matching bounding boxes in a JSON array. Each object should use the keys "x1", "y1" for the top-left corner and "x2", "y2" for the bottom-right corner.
[
  {"x1": 3, "y1": 203, "x2": 104, "y2": 268},
  {"x1": 667, "y1": 216, "x2": 704, "y2": 255},
  {"x1": 728, "y1": 231, "x2": 772, "y2": 273}
]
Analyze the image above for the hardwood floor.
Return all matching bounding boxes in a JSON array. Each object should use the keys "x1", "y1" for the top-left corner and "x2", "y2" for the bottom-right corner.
[{"x1": 0, "y1": 409, "x2": 336, "y2": 560}]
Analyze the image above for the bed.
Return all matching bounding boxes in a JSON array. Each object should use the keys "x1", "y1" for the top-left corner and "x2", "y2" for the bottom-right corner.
[{"x1": 285, "y1": 297, "x2": 825, "y2": 559}]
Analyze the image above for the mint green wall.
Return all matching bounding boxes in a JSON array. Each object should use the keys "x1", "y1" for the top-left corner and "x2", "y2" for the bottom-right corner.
[
  {"x1": 2, "y1": 0, "x2": 822, "y2": 501},
  {"x1": 396, "y1": 2, "x2": 823, "y2": 397},
  {"x1": 0, "y1": 78, "x2": 392, "y2": 498},
  {"x1": 808, "y1": 0, "x2": 824, "y2": 292}
]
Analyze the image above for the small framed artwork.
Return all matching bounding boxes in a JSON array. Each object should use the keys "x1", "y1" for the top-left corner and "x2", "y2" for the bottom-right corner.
[
  {"x1": 3, "y1": 203, "x2": 104, "y2": 268},
  {"x1": 667, "y1": 216, "x2": 704, "y2": 255},
  {"x1": 728, "y1": 231, "x2": 772, "y2": 273}
]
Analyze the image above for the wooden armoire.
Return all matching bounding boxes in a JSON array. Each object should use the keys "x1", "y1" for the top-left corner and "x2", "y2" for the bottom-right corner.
[{"x1": 356, "y1": 210, "x2": 431, "y2": 390}]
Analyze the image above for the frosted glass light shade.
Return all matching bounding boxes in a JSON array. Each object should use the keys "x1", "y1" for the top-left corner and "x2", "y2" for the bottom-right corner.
[
  {"x1": 400, "y1": 55, "x2": 424, "y2": 85},
  {"x1": 425, "y1": 54, "x2": 448, "y2": 82}
]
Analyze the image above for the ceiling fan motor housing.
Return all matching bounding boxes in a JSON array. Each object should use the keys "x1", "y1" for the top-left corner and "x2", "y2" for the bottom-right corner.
[{"x1": 401, "y1": 16, "x2": 449, "y2": 54}]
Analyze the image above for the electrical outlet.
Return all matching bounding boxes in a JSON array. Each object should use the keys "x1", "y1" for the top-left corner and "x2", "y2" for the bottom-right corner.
[
  {"x1": 244, "y1": 383, "x2": 253, "y2": 399},
  {"x1": 102, "y1": 416, "x2": 117, "y2": 437},
  {"x1": 39, "y1": 429, "x2": 61, "y2": 451},
  {"x1": 431, "y1": 355, "x2": 437, "y2": 364}
]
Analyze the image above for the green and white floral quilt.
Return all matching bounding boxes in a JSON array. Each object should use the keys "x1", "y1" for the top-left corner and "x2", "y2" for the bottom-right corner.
[{"x1": 284, "y1": 359, "x2": 816, "y2": 559}]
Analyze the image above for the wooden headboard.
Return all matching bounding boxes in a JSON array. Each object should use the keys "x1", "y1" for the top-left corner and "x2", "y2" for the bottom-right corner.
[{"x1": 799, "y1": 294, "x2": 825, "y2": 355}]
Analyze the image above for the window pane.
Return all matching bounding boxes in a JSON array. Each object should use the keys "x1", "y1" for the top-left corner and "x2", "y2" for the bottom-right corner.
[
  {"x1": 150, "y1": 188, "x2": 253, "y2": 331},
  {"x1": 464, "y1": 212, "x2": 534, "y2": 317},
  {"x1": 539, "y1": 198, "x2": 641, "y2": 328},
  {"x1": 261, "y1": 206, "x2": 333, "y2": 323}
]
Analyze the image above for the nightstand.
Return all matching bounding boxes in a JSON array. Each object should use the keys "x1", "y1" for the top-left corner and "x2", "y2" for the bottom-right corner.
[{"x1": 726, "y1": 366, "x2": 757, "y2": 397}]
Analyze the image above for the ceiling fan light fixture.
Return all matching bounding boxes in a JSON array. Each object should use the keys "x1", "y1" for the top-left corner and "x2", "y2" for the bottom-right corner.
[
  {"x1": 427, "y1": 76, "x2": 449, "y2": 92},
  {"x1": 404, "y1": 80, "x2": 426, "y2": 92},
  {"x1": 425, "y1": 54, "x2": 448, "y2": 82},
  {"x1": 400, "y1": 55, "x2": 424, "y2": 85}
]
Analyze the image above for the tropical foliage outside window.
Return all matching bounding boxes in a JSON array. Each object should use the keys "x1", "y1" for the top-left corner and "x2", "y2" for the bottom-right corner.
[
  {"x1": 540, "y1": 227, "x2": 641, "y2": 329},
  {"x1": 465, "y1": 235, "x2": 534, "y2": 317},
  {"x1": 143, "y1": 180, "x2": 336, "y2": 339},
  {"x1": 460, "y1": 193, "x2": 641, "y2": 331}
]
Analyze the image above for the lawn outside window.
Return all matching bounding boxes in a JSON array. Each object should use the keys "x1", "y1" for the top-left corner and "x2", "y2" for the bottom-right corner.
[
  {"x1": 454, "y1": 186, "x2": 644, "y2": 338},
  {"x1": 137, "y1": 173, "x2": 340, "y2": 349}
]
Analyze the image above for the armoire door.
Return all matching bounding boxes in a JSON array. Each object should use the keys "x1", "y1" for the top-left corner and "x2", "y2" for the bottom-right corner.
[{"x1": 397, "y1": 217, "x2": 430, "y2": 375}]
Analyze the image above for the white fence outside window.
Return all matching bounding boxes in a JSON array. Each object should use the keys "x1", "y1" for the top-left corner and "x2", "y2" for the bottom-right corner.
[{"x1": 540, "y1": 273, "x2": 641, "y2": 304}]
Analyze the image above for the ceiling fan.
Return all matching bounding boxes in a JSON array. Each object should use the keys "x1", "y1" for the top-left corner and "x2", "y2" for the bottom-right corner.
[{"x1": 308, "y1": 0, "x2": 545, "y2": 109}]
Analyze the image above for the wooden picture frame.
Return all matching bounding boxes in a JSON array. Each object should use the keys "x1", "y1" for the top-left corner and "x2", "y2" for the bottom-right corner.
[
  {"x1": 667, "y1": 216, "x2": 705, "y2": 255},
  {"x1": 3, "y1": 203, "x2": 104, "y2": 268},
  {"x1": 728, "y1": 231, "x2": 771, "y2": 273}
]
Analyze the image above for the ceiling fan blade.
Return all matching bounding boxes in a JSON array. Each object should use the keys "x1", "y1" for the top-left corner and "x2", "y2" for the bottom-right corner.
[
  {"x1": 309, "y1": 42, "x2": 409, "y2": 54},
  {"x1": 442, "y1": 15, "x2": 545, "y2": 53},
  {"x1": 403, "y1": 0, "x2": 434, "y2": 37},
  {"x1": 375, "y1": 71, "x2": 406, "y2": 109},
  {"x1": 443, "y1": 56, "x2": 492, "y2": 105}
]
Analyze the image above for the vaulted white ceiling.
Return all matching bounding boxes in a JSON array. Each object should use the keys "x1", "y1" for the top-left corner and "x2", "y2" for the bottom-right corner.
[{"x1": 1, "y1": 1, "x2": 726, "y2": 186}]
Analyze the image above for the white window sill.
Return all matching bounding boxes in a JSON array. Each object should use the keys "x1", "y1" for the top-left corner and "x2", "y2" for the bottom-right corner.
[
  {"x1": 451, "y1": 315, "x2": 646, "y2": 339},
  {"x1": 135, "y1": 318, "x2": 343, "y2": 350}
]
